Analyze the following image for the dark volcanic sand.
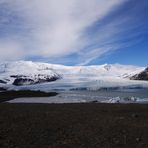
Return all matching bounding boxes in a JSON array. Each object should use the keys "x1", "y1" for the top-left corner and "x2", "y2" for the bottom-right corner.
[
  {"x1": 0, "y1": 90, "x2": 58, "y2": 103},
  {"x1": 0, "y1": 103, "x2": 148, "y2": 148}
]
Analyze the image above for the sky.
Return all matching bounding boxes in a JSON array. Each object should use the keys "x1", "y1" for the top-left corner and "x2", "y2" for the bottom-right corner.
[{"x1": 0, "y1": 0, "x2": 148, "y2": 66}]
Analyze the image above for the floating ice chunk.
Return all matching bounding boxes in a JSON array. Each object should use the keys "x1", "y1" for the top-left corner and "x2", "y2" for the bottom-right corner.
[
  {"x1": 101, "y1": 96, "x2": 146, "y2": 103},
  {"x1": 106, "y1": 97, "x2": 121, "y2": 103}
]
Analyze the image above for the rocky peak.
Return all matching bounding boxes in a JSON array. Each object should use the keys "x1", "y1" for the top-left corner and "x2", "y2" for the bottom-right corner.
[{"x1": 130, "y1": 67, "x2": 148, "y2": 81}]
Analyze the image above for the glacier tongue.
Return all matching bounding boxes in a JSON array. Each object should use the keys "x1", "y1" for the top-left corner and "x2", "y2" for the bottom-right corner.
[{"x1": 0, "y1": 61, "x2": 148, "y2": 104}]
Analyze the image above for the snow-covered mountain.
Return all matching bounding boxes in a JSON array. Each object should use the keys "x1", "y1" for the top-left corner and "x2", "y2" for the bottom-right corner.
[
  {"x1": 0, "y1": 61, "x2": 61, "y2": 86},
  {"x1": 0, "y1": 61, "x2": 147, "y2": 89},
  {"x1": 1, "y1": 61, "x2": 147, "y2": 104},
  {"x1": 130, "y1": 67, "x2": 148, "y2": 81}
]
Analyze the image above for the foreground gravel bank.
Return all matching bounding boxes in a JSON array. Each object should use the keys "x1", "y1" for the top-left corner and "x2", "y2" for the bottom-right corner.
[{"x1": 0, "y1": 103, "x2": 148, "y2": 148}]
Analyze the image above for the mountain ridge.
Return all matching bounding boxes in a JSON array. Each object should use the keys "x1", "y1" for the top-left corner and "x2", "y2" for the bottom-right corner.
[{"x1": 0, "y1": 61, "x2": 146, "y2": 86}]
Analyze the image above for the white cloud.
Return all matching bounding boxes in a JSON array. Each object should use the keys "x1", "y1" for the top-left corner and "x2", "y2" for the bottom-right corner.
[
  {"x1": 0, "y1": 39, "x2": 24, "y2": 61},
  {"x1": 0, "y1": 0, "x2": 125, "y2": 63}
]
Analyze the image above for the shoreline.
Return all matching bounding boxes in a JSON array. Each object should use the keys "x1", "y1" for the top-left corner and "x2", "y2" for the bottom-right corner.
[{"x1": 0, "y1": 89, "x2": 148, "y2": 104}]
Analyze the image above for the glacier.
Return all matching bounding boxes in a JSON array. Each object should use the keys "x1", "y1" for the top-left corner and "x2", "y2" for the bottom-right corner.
[{"x1": 0, "y1": 61, "x2": 148, "y2": 104}]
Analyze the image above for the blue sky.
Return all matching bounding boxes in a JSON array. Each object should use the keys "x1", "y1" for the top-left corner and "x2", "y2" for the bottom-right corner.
[{"x1": 0, "y1": 0, "x2": 148, "y2": 66}]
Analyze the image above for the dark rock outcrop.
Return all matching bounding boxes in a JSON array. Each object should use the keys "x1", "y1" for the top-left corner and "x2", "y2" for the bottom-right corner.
[
  {"x1": 12, "y1": 74, "x2": 61, "y2": 86},
  {"x1": 10, "y1": 75, "x2": 27, "y2": 78},
  {"x1": 0, "y1": 80, "x2": 7, "y2": 84},
  {"x1": 130, "y1": 67, "x2": 148, "y2": 81},
  {"x1": 13, "y1": 78, "x2": 35, "y2": 86}
]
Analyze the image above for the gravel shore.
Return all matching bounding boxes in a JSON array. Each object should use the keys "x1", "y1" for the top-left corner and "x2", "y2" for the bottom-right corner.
[{"x1": 0, "y1": 103, "x2": 148, "y2": 148}]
